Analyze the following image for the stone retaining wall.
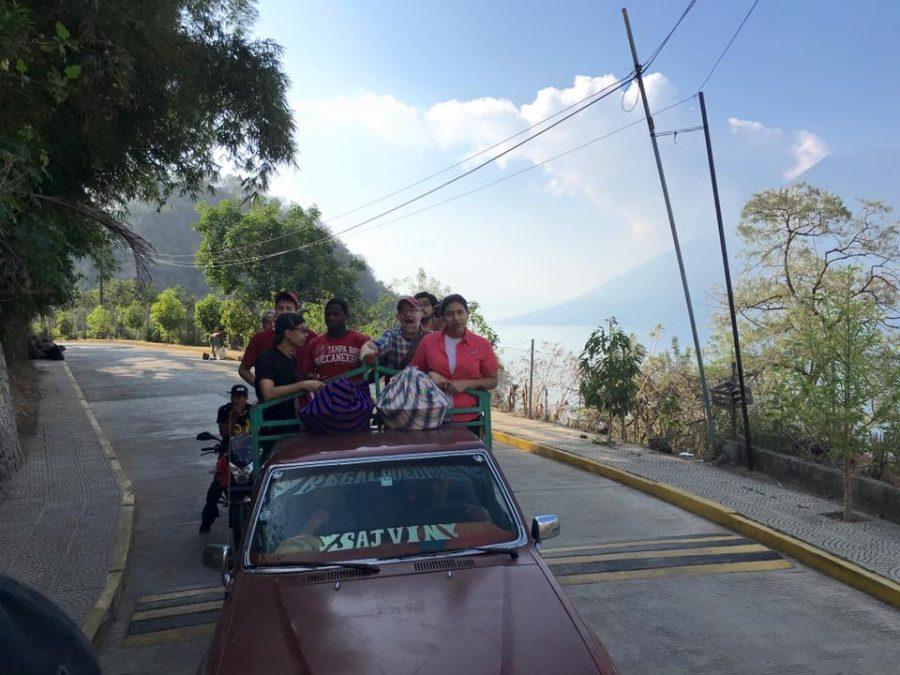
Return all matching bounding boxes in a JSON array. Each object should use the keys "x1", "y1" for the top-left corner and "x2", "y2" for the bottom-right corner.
[{"x1": 724, "y1": 441, "x2": 900, "y2": 524}]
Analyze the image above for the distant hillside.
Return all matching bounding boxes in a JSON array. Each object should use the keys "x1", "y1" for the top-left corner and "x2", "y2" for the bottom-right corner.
[
  {"x1": 499, "y1": 235, "x2": 726, "y2": 342},
  {"x1": 98, "y1": 178, "x2": 388, "y2": 301},
  {"x1": 498, "y1": 148, "x2": 899, "y2": 344}
]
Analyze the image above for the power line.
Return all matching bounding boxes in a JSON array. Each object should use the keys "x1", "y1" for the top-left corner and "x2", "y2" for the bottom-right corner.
[
  {"x1": 643, "y1": 0, "x2": 701, "y2": 68},
  {"x1": 697, "y1": 0, "x2": 761, "y2": 91},
  {"x1": 154, "y1": 94, "x2": 696, "y2": 270},
  {"x1": 152, "y1": 74, "x2": 634, "y2": 260},
  {"x1": 154, "y1": 73, "x2": 636, "y2": 270}
]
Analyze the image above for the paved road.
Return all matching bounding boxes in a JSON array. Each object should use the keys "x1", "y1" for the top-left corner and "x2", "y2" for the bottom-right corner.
[{"x1": 66, "y1": 344, "x2": 900, "y2": 674}]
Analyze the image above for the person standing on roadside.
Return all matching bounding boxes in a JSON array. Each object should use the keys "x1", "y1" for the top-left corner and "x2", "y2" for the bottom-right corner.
[
  {"x1": 304, "y1": 299, "x2": 370, "y2": 380},
  {"x1": 359, "y1": 296, "x2": 425, "y2": 370},
  {"x1": 238, "y1": 290, "x2": 317, "y2": 387},
  {"x1": 255, "y1": 312, "x2": 324, "y2": 433}
]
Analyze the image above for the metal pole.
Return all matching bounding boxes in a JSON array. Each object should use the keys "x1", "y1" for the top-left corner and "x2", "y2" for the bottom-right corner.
[
  {"x1": 621, "y1": 8, "x2": 716, "y2": 451},
  {"x1": 699, "y1": 91, "x2": 754, "y2": 470},
  {"x1": 528, "y1": 338, "x2": 535, "y2": 418}
]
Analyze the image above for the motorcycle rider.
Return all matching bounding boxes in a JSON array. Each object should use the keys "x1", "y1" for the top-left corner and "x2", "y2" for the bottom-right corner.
[{"x1": 200, "y1": 384, "x2": 252, "y2": 534}]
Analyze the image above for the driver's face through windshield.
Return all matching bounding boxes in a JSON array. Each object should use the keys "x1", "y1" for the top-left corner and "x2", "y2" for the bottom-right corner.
[{"x1": 249, "y1": 454, "x2": 519, "y2": 565}]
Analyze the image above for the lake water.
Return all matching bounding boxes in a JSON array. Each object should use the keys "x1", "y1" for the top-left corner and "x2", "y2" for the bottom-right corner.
[{"x1": 493, "y1": 323, "x2": 594, "y2": 359}]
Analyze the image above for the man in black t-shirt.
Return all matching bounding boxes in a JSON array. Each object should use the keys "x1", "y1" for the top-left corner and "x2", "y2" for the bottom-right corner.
[
  {"x1": 255, "y1": 312, "x2": 323, "y2": 433},
  {"x1": 200, "y1": 385, "x2": 252, "y2": 534}
]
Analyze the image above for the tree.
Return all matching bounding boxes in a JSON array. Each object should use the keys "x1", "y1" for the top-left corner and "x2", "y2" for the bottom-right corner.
[
  {"x1": 122, "y1": 301, "x2": 146, "y2": 338},
  {"x1": 0, "y1": 0, "x2": 295, "y2": 340},
  {"x1": 194, "y1": 200, "x2": 363, "y2": 306},
  {"x1": 579, "y1": 318, "x2": 646, "y2": 442},
  {"x1": 86, "y1": 305, "x2": 113, "y2": 338},
  {"x1": 195, "y1": 295, "x2": 224, "y2": 336},
  {"x1": 772, "y1": 270, "x2": 899, "y2": 520},
  {"x1": 221, "y1": 299, "x2": 256, "y2": 348},
  {"x1": 150, "y1": 288, "x2": 186, "y2": 343},
  {"x1": 55, "y1": 310, "x2": 74, "y2": 339}
]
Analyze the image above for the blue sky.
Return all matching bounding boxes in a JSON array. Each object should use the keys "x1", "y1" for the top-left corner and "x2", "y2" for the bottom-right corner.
[{"x1": 252, "y1": 0, "x2": 900, "y2": 322}]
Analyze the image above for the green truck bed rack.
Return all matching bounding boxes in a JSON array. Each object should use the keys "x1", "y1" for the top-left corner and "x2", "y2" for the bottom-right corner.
[{"x1": 248, "y1": 362, "x2": 492, "y2": 476}]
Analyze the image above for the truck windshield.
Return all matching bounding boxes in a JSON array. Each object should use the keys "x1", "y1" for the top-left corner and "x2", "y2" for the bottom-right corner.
[{"x1": 248, "y1": 453, "x2": 520, "y2": 566}]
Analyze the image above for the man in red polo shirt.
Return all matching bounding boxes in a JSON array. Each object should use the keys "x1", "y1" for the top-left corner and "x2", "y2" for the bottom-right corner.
[
  {"x1": 304, "y1": 299, "x2": 370, "y2": 381},
  {"x1": 238, "y1": 290, "x2": 317, "y2": 387}
]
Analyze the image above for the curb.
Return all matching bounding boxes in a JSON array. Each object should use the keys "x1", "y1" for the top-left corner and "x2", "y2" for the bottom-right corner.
[
  {"x1": 493, "y1": 429, "x2": 900, "y2": 609},
  {"x1": 63, "y1": 361, "x2": 135, "y2": 647}
]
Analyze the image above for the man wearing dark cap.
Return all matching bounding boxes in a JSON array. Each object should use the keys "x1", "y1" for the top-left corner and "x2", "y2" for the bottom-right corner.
[
  {"x1": 255, "y1": 312, "x2": 323, "y2": 427},
  {"x1": 200, "y1": 384, "x2": 254, "y2": 534},
  {"x1": 238, "y1": 290, "x2": 317, "y2": 387},
  {"x1": 360, "y1": 296, "x2": 426, "y2": 370},
  {"x1": 415, "y1": 291, "x2": 439, "y2": 331}
]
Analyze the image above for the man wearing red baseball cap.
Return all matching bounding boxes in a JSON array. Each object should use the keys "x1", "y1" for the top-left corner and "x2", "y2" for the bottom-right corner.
[
  {"x1": 238, "y1": 290, "x2": 316, "y2": 387},
  {"x1": 360, "y1": 295, "x2": 427, "y2": 370}
]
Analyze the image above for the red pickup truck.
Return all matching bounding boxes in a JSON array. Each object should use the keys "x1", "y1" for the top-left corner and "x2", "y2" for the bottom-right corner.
[{"x1": 200, "y1": 426, "x2": 617, "y2": 674}]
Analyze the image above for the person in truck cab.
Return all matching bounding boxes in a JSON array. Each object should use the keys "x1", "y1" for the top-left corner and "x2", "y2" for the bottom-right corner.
[
  {"x1": 239, "y1": 290, "x2": 317, "y2": 388},
  {"x1": 359, "y1": 296, "x2": 425, "y2": 370},
  {"x1": 304, "y1": 299, "x2": 370, "y2": 381},
  {"x1": 412, "y1": 294, "x2": 499, "y2": 421}
]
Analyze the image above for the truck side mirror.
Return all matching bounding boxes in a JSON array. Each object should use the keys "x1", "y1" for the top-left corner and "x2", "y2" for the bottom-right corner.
[
  {"x1": 531, "y1": 514, "x2": 560, "y2": 542},
  {"x1": 203, "y1": 543, "x2": 231, "y2": 571}
]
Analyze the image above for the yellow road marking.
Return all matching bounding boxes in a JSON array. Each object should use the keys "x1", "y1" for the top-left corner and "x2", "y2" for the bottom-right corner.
[
  {"x1": 546, "y1": 543, "x2": 768, "y2": 565},
  {"x1": 123, "y1": 623, "x2": 216, "y2": 648},
  {"x1": 557, "y1": 559, "x2": 793, "y2": 585},
  {"x1": 139, "y1": 586, "x2": 222, "y2": 604},
  {"x1": 132, "y1": 600, "x2": 223, "y2": 621},
  {"x1": 543, "y1": 534, "x2": 741, "y2": 555}
]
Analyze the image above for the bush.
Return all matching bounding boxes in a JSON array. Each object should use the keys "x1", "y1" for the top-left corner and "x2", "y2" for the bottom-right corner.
[
  {"x1": 195, "y1": 294, "x2": 223, "y2": 336},
  {"x1": 221, "y1": 299, "x2": 256, "y2": 348},
  {"x1": 55, "y1": 311, "x2": 75, "y2": 339},
  {"x1": 122, "y1": 301, "x2": 146, "y2": 338},
  {"x1": 86, "y1": 306, "x2": 113, "y2": 338},
  {"x1": 150, "y1": 288, "x2": 187, "y2": 343}
]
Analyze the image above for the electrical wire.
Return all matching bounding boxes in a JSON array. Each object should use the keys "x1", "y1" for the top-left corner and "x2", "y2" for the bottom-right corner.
[
  {"x1": 152, "y1": 74, "x2": 634, "y2": 260},
  {"x1": 642, "y1": 0, "x2": 700, "y2": 68},
  {"x1": 153, "y1": 94, "x2": 696, "y2": 270},
  {"x1": 697, "y1": 0, "x2": 761, "y2": 91},
  {"x1": 154, "y1": 73, "x2": 636, "y2": 270}
]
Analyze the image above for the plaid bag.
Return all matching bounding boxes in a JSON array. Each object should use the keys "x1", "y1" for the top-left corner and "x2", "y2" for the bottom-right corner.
[
  {"x1": 376, "y1": 366, "x2": 452, "y2": 430},
  {"x1": 299, "y1": 379, "x2": 373, "y2": 435}
]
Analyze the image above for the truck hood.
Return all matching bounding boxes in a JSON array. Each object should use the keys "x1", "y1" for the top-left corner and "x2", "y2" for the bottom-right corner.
[{"x1": 207, "y1": 560, "x2": 614, "y2": 674}]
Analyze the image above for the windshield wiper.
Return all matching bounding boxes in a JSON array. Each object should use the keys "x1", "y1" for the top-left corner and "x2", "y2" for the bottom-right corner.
[
  {"x1": 465, "y1": 545, "x2": 519, "y2": 560},
  {"x1": 291, "y1": 560, "x2": 380, "y2": 572}
]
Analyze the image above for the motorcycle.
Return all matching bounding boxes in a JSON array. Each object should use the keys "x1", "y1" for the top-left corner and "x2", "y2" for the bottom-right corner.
[{"x1": 197, "y1": 431, "x2": 254, "y2": 549}]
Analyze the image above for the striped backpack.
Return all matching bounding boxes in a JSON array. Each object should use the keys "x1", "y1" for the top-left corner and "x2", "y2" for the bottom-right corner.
[
  {"x1": 299, "y1": 379, "x2": 373, "y2": 435},
  {"x1": 376, "y1": 366, "x2": 452, "y2": 431}
]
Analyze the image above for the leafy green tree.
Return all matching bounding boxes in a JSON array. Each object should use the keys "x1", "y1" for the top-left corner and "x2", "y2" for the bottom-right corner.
[
  {"x1": 771, "y1": 270, "x2": 898, "y2": 520},
  {"x1": 579, "y1": 318, "x2": 646, "y2": 442},
  {"x1": 221, "y1": 299, "x2": 256, "y2": 348},
  {"x1": 122, "y1": 301, "x2": 146, "y2": 338},
  {"x1": 150, "y1": 288, "x2": 186, "y2": 343},
  {"x1": 195, "y1": 295, "x2": 224, "y2": 336},
  {"x1": 0, "y1": 0, "x2": 295, "y2": 345},
  {"x1": 86, "y1": 305, "x2": 113, "y2": 338},
  {"x1": 54, "y1": 310, "x2": 74, "y2": 339},
  {"x1": 194, "y1": 200, "x2": 363, "y2": 305}
]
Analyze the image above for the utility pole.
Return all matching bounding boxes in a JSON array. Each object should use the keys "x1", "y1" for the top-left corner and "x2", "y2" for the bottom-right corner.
[
  {"x1": 528, "y1": 338, "x2": 535, "y2": 418},
  {"x1": 699, "y1": 91, "x2": 754, "y2": 470},
  {"x1": 621, "y1": 8, "x2": 716, "y2": 451}
]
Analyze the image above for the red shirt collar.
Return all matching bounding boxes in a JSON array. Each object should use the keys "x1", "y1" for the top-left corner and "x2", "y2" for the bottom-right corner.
[{"x1": 441, "y1": 328, "x2": 470, "y2": 344}]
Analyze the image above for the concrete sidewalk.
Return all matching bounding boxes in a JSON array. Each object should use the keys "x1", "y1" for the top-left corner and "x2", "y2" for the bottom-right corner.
[
  {"x1": 493, "y1": 411, "x2": 900, "y2": 583},
  {"x1": 0, "y1": 360, "x2": 125, "y2": 632}
]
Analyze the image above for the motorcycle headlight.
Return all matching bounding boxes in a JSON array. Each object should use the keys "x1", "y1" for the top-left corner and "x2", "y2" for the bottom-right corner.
[{"x1": 230, "y1": 463, "x2": 253, "y2": 484}]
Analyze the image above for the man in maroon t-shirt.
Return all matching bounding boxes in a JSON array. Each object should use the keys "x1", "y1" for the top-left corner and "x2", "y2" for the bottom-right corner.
[
  {"x1": 238, "y1": 290, "x2": 318, "y2": 387},
  {"x1": 304, "y1": 299, "x2": 370, "y2": 381}
]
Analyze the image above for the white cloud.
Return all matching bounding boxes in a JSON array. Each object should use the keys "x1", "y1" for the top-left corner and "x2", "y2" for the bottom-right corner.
[
  {"x1": 728, "y1": 117, "x2": 783, "y2": 138},
  {"x1": 784, "y1": 130, "x2": 830, "y2": 180}
]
